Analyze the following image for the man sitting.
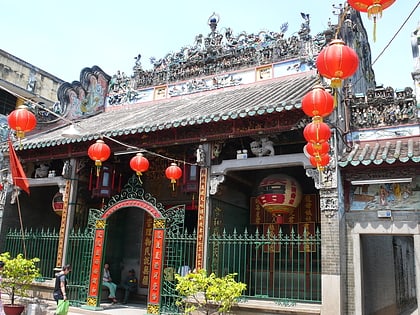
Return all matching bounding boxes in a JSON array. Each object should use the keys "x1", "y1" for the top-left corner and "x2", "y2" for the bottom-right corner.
[{"x1": 122, "y1": 269, "x2": 138, "y2": 304}]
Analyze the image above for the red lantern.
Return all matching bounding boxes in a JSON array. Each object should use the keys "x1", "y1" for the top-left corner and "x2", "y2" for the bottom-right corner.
[
  {"x1": 257, "y1": 174, "x2": 302, "y2": 216},
  {"x1": 316, "y1": 39, "x2": 359, "y2": 88},
  {"x1": 88, "y1": 139, "x2": 111, "y2": 176},
  {"x1": 130, "y1": 153, "x2": 149, "y2": 182},
  {"x1": 7, "y1": 105, "x2": 37, "y2": 139},
  {"x1": 309, "y1": 153, "x2": 330, "y2": 169},
  {"x1": 303, "y1": 116, "x2": 331, "y2": 144},
  {"x1": 302, "y1": 85, "x2": 334, "y2": 117},
  {"x1": 304, "y1": 142, "x2": 330, "y2": 156},
  {"x1": 347, "y1": 0, "x2": 395, "y2": 16},
  {"x1": 165, "y1": 163, "x2": 182, "y2": 190},
  {"x1": 347, "y1": 0, "x2": 395, "y2": 42}
]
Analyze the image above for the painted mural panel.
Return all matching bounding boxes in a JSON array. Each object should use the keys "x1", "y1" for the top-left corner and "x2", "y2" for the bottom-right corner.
[
  {"x1": 350, "y1": 176, "x2": 420, "y2": 211},
  {"x1": 57, "y1": 66, "x2": 110, "y2": 120}
]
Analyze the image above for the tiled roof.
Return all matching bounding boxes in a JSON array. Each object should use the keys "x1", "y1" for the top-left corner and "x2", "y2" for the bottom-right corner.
[
  {"x1": 337, "y1": 137, "x2": 420, "y2": 167},
  {"x1": 18, "y1": 71, "x2": 318, "y2": 150}
]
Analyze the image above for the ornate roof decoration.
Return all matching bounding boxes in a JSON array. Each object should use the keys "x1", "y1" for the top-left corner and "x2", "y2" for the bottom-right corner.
[
  {"x1": 338, "y1": 137, "x2": 420, "y2": 167},
  {"x1": 114, "y1": 13, "x2": 330, "y2": 94},
  {"x1": 347, "y1": 85, "x2": 418, "y2": 129},
  {"x1": 339, "y1": 85, "x2": 419, "y2": 167}
]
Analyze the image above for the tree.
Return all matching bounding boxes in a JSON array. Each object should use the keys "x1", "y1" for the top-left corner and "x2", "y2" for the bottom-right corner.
[
  {"x1": 0, "y1": 252, "x2": 41, "y2": 305},
  {"x1": 175, "y1": 269, "x2": 246, "y2": 314}
]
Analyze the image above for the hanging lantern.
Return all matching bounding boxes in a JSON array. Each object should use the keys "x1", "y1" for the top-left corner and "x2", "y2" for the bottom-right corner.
[
  {"x1": 130, "y1": 153, "x2": 149, "y2": 183},
  {"x1": 7, "y1": 105, "x2": 37, "y2": 139},
  {"x1": 165, "y1": 163, "x2": 182, "y2": 191},
  {"x1": 256, "y1": 174, "x2": 302, "y2": 217},
  {"x1": 316, "y1": 39, "x2": 359, "y2": 88},
  {"x1": 302, "y1": 85, "x2": 334, "y2": 117},
  {"x1": 88, "y1": 139, "x2": 111, "y2": 176},
  {"x1": 303, "y1": 116, "x2": 331, "y2": 144},
  {"x1": 347, "y1": 0, "x2": 395, "y2": 42},
  {"x1": 52, "y1": 192, "x2": 64, "y2": 216},
  {"x1": 304, "y1": 142, "x2": 330, "y2": 157},
  {"x1": 309, "y1": 153, "x2": 330, "y2": 170}
]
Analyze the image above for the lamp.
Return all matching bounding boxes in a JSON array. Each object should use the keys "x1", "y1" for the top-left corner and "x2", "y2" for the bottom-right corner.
[
  {"x1": 61, "y1": 124, "x2": 82, "y2": 139},
  {"x1": 351, "y1": 178, "x2": 412, "y2": 185}
]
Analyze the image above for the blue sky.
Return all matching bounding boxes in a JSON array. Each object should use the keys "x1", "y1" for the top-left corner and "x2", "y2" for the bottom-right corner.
[{"x1": 1, "y1": 1, "x2": 418, "y2": 89}]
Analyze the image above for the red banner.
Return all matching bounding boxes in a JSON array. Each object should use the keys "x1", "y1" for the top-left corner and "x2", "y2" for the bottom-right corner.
[
  {"x1": 8, "y1": 139, "x2": 29, "y2": 194},
  {"x1": 140, "y1": 212, "x2": 154, "y2": 287}
]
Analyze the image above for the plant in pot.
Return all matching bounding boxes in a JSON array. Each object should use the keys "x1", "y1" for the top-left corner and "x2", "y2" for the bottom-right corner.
[
  {"x1": 175, "y1": 269, "x2": 246, "y2": 315},
  {"x1": 0, "y1": 252, "x2": 40, "y2": 315}
]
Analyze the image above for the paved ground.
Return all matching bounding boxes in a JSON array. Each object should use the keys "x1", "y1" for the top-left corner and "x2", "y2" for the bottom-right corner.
[
  {"x1": 51, "y1": 302, "x2": 147, "y2": 315},
  {"x1": 23, "y1": 300, "x2": 148, "y2": 315}
]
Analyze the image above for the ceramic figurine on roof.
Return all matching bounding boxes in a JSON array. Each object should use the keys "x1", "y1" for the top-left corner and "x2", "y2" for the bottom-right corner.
[{"x1": 103, "y1": 13, "x2": 330, "y2": 108}]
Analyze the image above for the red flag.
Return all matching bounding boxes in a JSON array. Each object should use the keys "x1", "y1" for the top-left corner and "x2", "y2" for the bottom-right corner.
[{"x1": 8, "y1": 139, "x2": 30, "y2": 195}]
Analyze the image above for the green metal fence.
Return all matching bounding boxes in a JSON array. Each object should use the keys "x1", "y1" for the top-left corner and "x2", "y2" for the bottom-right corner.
[
  {"x1": 3, "y1": 228, "x2": 94, "y2": 306},
  {"x1": 208, "y1": 227, "x2": 321, "y2": 303},
  {"x1": 4, "y1": 228, "x2": 59, "y2": 279}
]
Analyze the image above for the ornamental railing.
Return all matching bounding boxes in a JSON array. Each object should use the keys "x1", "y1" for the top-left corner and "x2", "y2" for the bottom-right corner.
[
  {"x1": 208, "y1": 227, "x2": 321, "y2": 303},
  {"x1": 3, "y1": 228, "x2": 94, "y2": 306}
]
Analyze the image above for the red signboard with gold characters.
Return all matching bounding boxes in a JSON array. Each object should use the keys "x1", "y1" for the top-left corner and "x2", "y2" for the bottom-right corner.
[
  {"x1": 88, "y1": 223, "x2": 106, "y2": 297},
  {"x1": 148, "y1": 225, "x2": 164, "y2": 305},
  {"x1": 140, "y1": 212, "x2": 154, "y2": 287}
]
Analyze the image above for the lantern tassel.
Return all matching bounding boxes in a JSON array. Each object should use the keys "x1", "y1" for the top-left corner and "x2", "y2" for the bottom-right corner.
[
  {"x1": 95, "y1": 161, "x2": 102, "y2": 177},
  {"x1": 171, "y1": 179, "x2": 176, "y2": 191},
  {"x1": 136, "y1": 171, "x2": 143, "y2": 184},
  {"x1": 333, "y1": 88, "x2": 338, "y2": 108}
]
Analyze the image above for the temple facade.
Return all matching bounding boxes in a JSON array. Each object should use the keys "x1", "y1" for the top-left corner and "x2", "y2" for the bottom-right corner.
[{"x1": 0, "y1": 5, "x2": 419, "y2": 315}]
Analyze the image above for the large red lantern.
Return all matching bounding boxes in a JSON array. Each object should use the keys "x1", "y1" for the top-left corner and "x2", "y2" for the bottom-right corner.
[
  {"x1": 347, "y1": 0, "x2": 395, "y2": 16},
  {"x1": 165, "y1": 163, "x2": 182, "y2": 190},
  {"x1": 304, "y1": 142, "x2": 330, "y2": 156},
  {"x1": 130, "y1": 153, "x2": 149, "y2": 183},
  {"x1": 88, "y1": 139, "x2": 111, "y2": 176},
  {"x1": 316, "y1": 39, "x2": 359, "y2": 88},
  {"x1": 257, "y1": 174, "x2": 302, "y2": 217},
  {"x1": 302, "y1": 85, "x2": 334, "y2": 117},
  {"x1": 7, "y1": 105, "x2": 37, "y2": 139},
  {"x1": 309, "y1": 153, "x2": 330, "y2": 169},
  {"x1": 347, "y1": 0, "x2": 395, "y2": 41},
  {"x1": 303, "y1": 116, "x2": 331, "y2": 144}
]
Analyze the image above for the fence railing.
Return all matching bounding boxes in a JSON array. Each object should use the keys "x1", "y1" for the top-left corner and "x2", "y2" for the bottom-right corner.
[
  {"x1": 3, "y1": 228, "x2": 94, "y2": 306},
  {"x1": 208, "y1": 227, "x2": 321, "y2": 303},
  {"x1": 4, "y1": 228, "x2": 59, "y2": 280}
]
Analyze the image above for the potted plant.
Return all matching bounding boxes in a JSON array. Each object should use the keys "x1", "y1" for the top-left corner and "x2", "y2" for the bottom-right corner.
[
  {"x1": 175, "y1": 269, "x2": 246, "y2": 314},
  {"x1": 0, "y1": 252, "x2": 40, "y2": 315}
]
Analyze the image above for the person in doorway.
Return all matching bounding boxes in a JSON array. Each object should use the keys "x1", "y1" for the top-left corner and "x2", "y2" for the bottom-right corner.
[
  {"x1": 103, "y1": 263, "x2": 118, "y2": 303},
  {"x1": 122, "y1": 269, "x2": 138, "y2": 304},
  {"x1": 53, "y1": 264, "x2": 72, "y2": 308}
]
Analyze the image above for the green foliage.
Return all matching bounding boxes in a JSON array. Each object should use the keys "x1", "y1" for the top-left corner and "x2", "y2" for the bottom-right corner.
[
  {"x1": 0, "y1": 252, "x2": 41, "y2": 305},
  {"x1": 175, "y1": 269, "x2": 246, "y2": 314}
]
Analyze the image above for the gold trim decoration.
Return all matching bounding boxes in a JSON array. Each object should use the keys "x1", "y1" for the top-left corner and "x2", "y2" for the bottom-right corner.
[
  {"x1": 95, "y1": 219, "x2": 106, "y2": 229},
  {"x1": 147, "y1": 304, "x2": 160, "y2": 314},
  {"x1": 86, "y1": 297, "x2": 97, "y2": 306},
  {"x1": 55, "y1": 180, "x2": 71, "y2": 267},
  {"x1": 153, "y1": 218, "x2": 166, "y2": 229}
]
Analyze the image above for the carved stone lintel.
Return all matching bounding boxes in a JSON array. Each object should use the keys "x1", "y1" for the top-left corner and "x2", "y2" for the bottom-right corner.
[
  {"x1": 306, "y1": 165, "x2": 337, "y2": 190},
  {"x1": 320, "y1": 188, "x2": 338, "y2": 219},
  {"x1": 210, "y1": 175, "x2": 225, "y2": 195}
]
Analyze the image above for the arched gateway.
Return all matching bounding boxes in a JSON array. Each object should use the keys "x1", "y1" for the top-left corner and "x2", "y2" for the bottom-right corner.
[{"x1": 84, "y1": 175, "x2": 175, "y2": 314}]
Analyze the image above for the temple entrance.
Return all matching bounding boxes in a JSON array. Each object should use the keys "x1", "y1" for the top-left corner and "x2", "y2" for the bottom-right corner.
[{"x1": 83, "y1": 175, "x2": 177, "y2": 314}]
